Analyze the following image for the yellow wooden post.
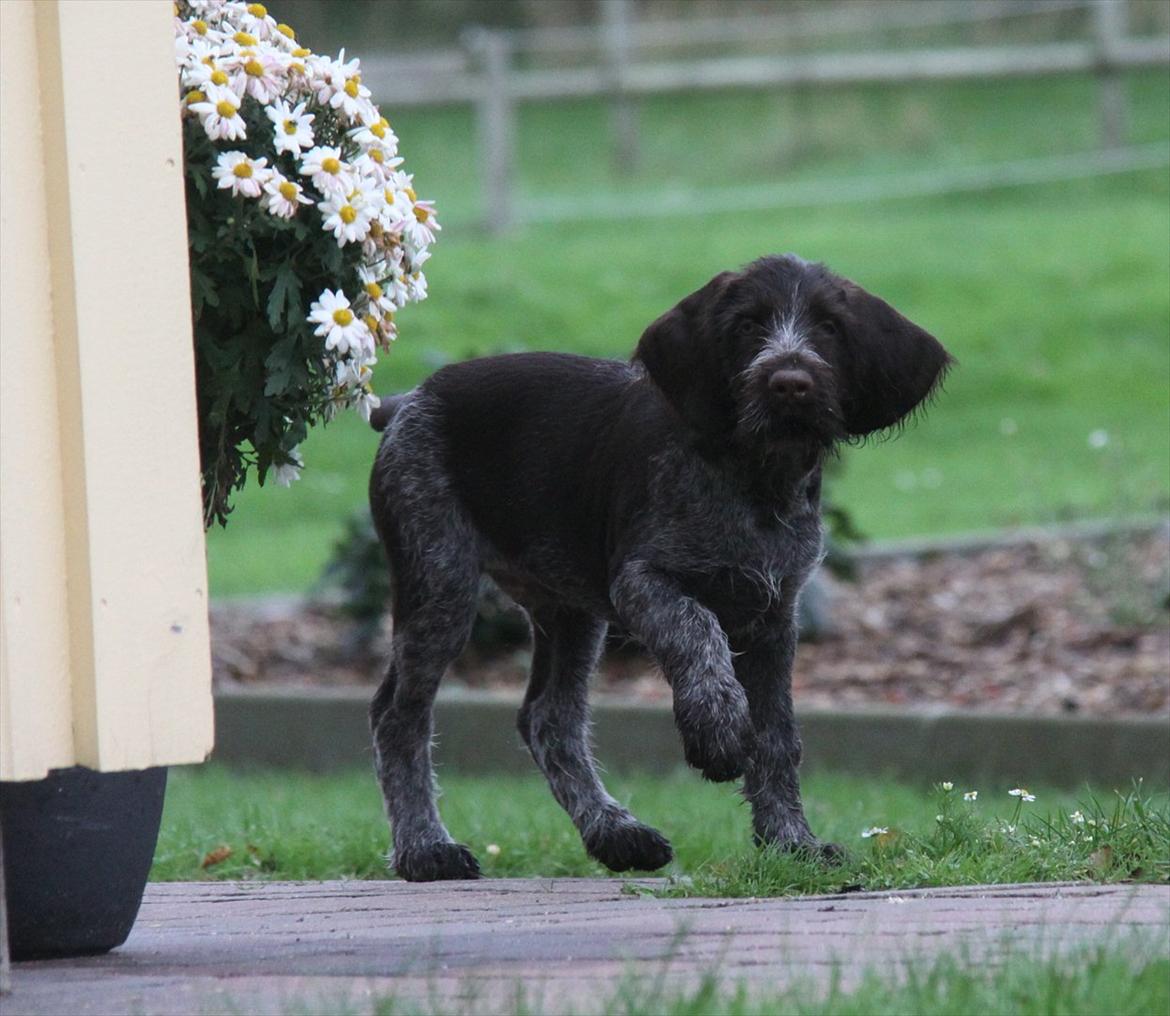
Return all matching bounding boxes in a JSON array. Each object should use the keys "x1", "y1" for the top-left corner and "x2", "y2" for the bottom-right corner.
[{"x1": 0, "y1": 0, "x2": 214, "y2": 780}]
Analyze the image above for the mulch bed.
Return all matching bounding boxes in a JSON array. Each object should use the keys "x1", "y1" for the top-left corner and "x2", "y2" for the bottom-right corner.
[{"x1": 211, "y1": 527, "x2": 1170, "y2": 717}]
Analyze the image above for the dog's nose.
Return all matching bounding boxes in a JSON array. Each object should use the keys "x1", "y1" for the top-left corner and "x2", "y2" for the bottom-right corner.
[{"x1": 768, "y1": 369, "x2": 813, "y2": 399}]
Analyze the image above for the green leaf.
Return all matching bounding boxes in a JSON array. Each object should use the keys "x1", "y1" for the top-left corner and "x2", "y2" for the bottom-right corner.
[{"x1": 266, "y1": 265, "x2": 302, "y2": 334}]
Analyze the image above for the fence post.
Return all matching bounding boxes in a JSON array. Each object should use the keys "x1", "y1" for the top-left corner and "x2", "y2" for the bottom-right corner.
[
  {"x1": 1092, "y1": 0, "x2": 1128, "y2": 149},
  {"x1": 465, "y1": 27, "x2": 515, "y2": 233},
  {"x1": 602, "y1": 0, "x2": 639, "y2": 173}
]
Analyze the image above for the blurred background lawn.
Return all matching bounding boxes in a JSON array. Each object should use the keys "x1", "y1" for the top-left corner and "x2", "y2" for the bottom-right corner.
[{"x1": 206, "y1": 2, "x2": 1170, "y2": 596}]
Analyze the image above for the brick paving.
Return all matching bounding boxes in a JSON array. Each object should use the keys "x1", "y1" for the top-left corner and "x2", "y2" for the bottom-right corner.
[{"x1": 5, "y1": 880, "x2": 1168, "y2": 1014}]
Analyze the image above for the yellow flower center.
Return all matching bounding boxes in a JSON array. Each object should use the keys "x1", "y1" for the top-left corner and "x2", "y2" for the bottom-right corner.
[
  {"x1": 369, "y1": 121, "x2": 386, "y2": 139},
  {"x1": 332, "y1": 308, "x2": 354, "y2": 326},
  {"x1": 192, "y1": 20, "x2": 208, "y2": 35},
  {"x1": 339, "y1": 205, "x2": 357, "y2": 224},
  {"x1": 233, "y1": 31, "x2": 257, "y2": 46},
  {"x1": 344, "y1": 79, "x2": 360, "y2": 98},
  {"x1": 383, "y1": 188, "x2": 394, "y2": 203},
  {"x1": 210, "y1": 69, "x2": 229, "y2": 86},
  {"x1": 413, "y1": 206, "x2": 429, "y2": 223},
  {"x1": 246, "y1": 3, "x2": 267, "y2": 16},
  {"x1": 369, "y1": 148, "x2": 384, "y2": 163},
  {"x1": 277, "y1": 23, "x2": 296, "y2": 39},
  {"x1": 289, "y1": 62, "x2": 305, "y2": 75},
  {"x1": 370, "y1": 221, "x2": 384, "y2": 238},
  {"x1": 184, "y1": 89, "x2": 205, "y2": 104},
  {"x1": 364, "y1": 282, "x2": 383, "y2": 299},
  {"x1": 405, "y1": 187, "x2": 417, "y2": 202},
  {"x1": 283, "y1": 120, "x2": 299, "y2": 135},
  {"x1": 201, "y1": 55, "x2": 214, "y2": 66},
  {"x1": 321, "y1": 156, "x2": 341, "y2": 174},
  {"x1": 244, "y1": 58, "x2": 264, "y2": 77},
  {"x1": 233, "y1": 162, "x2": 254, "y2": 179},
  {"x1": 292, "y1": 47, "x2": 311, "y2": 57},
  {"x1": 363, "y1": 314, "x2": 379, "y2": 333},
  {"x1": 278, "y1": 181, "x2": 298, "y2": 201},
  {"x1": 216, "y1": 99, "x2": 238, "y2": 118}
]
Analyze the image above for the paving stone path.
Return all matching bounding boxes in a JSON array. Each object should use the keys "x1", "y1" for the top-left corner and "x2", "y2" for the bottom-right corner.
[{"x1": 6, "y1": 880, "x2": 1168, "y2": 1014}]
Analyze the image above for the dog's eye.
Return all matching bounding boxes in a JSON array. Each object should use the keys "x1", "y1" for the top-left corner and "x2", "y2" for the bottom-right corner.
[
  {"x1": 820, "y1": 320, "x2": 839, "y2": 338},
  {"x1": 737, "y1": 321, "x2": 757, "y2": 338}
]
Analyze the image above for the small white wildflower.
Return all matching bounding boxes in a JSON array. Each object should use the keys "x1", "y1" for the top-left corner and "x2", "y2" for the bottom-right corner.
[
  {"x1": 941, "y1": 782, "x2": 954, "y2": 792},
  {"x1": 963, "y1": 791, "x2": 978, "y2": 802},
  {"x1": 1029, "y1": 837, "x2": 1042, "y2": 847},
  {"x1": 1009, "y1": 788, "x2": 1036, "y2": 803},
  {"x1": 860, "y1": 826, "x2": 888, "y2": 839},
  {"x1": 485, "y1": 843, "x2": 501, "y2": 857},
  {"x1": 935, "y1": 814, "x2": 944, "y2": 823},
  {"x1": 1087, "y1": 429, "x2": 1110, "y2": 449},
  {"x1": 1070, "y1": 810, "x2": 1085, "y2": 825}
]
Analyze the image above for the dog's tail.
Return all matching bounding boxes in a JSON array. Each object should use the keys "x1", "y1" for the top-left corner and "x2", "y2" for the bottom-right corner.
[{"x1": 368, "y1": 393, "x2": 408, "y2": 432}]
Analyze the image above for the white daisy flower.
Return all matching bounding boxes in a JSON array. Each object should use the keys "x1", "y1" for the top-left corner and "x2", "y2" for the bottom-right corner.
[
  {"x1": 262, "y1": 172, "x2": 313, "y2": 218},
  {"x1": 354, "y1": 115, "x2": 399, "y2": 152},
  {"x1": 313, "y1": 50, "x2": 360, "y2": 106},
  {"x1": 1008, "y1": 788, "x2": 1036, "y2": 803},
  {"x1": 229, "y1": 47, "x2": 284, "y2": 104},
  {"x1": 357, "y1": 265, "x2": 397, "y2": 318},
  {"x1": 402, "y1": 200, "x2": 440, "y2": 248},
  {"x1": 240, "y1": 2, "x2": 278, "y2": 40},
  {"x1": 188, "y1": 83, "x2": 247, "y2": 141},
  {"x1": 1070, "y1": 810, "x2": 1086, "y2": 825},
  {"x1": 307, "y1": 289, "x2": 370, "y2": 358},
  {"x1": 963, "y1": 790, "x2": 978, "y2": 802},
  {"x1": 266, "y1": 99, "x2": 315, "y2": 156},
  {"x1": 272, "y1": 447, "x2": 303, "y2": 487},
  {"x1": 329, "y1": 68, "x2": 373, "y2": 121},
  {"x1": 299, "y1": 145, "x2": 351, "y2": 196},
  {"x1": 320, "y1": 189, "x2": 375, "y2": 247},
  {"x1": 941, "y1": 782, "x2": 954, "y2": 792},
  {"x1": 211, "y1": 150, "x2": 269, "y2": 198},
  {"x1": 860, "y1": 826, "x2": 888, "y2": 839}
]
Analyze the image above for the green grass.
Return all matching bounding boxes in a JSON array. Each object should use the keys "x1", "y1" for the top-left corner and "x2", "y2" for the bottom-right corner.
[
  {"x1": 204, "y1": 70, "x2": 1170, "y2": 596},
  {"x1": 152, "y1": 766, "x2": 1169, "y2": 895},
  {"x1": 353, "y1": 945, "x2": 1169, "y2": 1016}
]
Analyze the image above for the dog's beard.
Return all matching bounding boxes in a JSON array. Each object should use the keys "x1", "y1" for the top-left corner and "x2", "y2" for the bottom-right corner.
[{"x1": 733, "y1": 383, "x2": 844, "y2": 454}]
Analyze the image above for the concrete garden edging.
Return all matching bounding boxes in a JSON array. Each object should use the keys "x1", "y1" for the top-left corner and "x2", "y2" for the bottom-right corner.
[{"x1": 212, "y1": 686, "x2": 1169, "y2": 789}]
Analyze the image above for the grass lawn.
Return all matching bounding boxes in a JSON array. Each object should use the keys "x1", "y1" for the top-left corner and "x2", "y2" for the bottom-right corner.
[
  {"x1": 152, "y1": 766, "x2": 1169, "y2": 895},
  {"x1": 355, "y1": 946, "x2": 1169, "y2": 1016},
  {"x1": 204, "y1": 71, "x2": 1170, "y2": 596}
]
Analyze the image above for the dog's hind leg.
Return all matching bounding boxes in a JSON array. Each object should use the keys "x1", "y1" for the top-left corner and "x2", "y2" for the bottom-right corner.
[
  {"x1": 518, "y1": 607, "x2": 673, "y2": 873},
  {"x1": 370, "y1": 570, "x2": 481, "y2": 881}
]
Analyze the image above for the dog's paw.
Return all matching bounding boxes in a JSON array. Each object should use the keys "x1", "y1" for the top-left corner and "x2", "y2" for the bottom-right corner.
[
  {"x1": 393, "y1": 841, "x2": 482, "y2": 882},
  {"x1": 757, "y1": 835, "x2": 847, "y2": 866},
  {"x1": 676, "y1": 681, "x2": 754, "y2": 782},
  {"x1": 584, "y1": 819, "x2": 674, "y2": 873}
]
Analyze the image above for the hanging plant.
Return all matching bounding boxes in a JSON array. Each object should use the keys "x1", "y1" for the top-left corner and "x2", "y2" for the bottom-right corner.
[{"x1": 174, "y1": 0, "x2": 439, "y2": 526}]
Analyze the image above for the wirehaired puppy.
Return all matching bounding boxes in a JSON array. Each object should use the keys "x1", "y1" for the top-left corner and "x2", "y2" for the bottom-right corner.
[{"x1": 368, "y1": 254, "x2": 951, "y2": 881}]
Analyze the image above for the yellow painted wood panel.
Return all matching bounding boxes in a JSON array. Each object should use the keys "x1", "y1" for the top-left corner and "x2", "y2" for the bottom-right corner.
[{"x1": 1, "y1": 0, "x2": 214, "y2": 779}]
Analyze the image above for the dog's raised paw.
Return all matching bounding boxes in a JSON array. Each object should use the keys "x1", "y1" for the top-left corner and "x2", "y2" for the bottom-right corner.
[
  {"x1": 393, "y1": 841, "x2": 482, "y2": 882},
  {"x1": 585, "y1": 820, "x2": 674, "y2": 873},
  {"x1": 675, "y1": 684, "x2": 754, "y2": 783}
]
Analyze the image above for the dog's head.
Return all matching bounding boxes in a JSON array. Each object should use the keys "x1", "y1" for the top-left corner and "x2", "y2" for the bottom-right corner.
[{"x1": 633, "y1": 255, "x2": 952, "y2": 451}]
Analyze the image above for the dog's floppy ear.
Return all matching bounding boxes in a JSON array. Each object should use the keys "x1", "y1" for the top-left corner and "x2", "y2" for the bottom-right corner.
[
  {"x1": 633, "y1": 271, "x2": 736, "y2": 438},
  {"x1": 835, "y1": 281, "x2": 953, "y2": 437}
]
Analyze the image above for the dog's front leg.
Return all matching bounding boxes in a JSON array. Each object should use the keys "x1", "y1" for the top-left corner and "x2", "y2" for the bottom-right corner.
[
  {"x1": 734, "y1": 596, "x2": 841, "y2": 859},
  {"x1": 611, "y1": 560, "x2": 753, "y2": 781}
]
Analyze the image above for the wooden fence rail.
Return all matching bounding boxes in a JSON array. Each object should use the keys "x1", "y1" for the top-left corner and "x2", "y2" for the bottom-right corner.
[{"x1": 357, "y1": 0, "x2": 1170, "y2": 232}]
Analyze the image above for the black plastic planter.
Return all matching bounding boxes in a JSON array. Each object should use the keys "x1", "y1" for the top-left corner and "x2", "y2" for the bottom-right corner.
[{"x1": 0, "y1": 765, "x2": 167, "y2": 960}]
